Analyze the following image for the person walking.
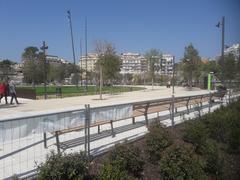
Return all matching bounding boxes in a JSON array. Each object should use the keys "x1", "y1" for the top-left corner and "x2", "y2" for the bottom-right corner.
[
  {"x1": 0, "y1": 81, "x2": 8, "y2": 104},
  {"x1": 9, "y1": 80, "x2": 19, "y2": 104}
]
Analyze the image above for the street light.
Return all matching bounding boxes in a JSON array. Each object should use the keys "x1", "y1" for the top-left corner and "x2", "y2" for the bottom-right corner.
[
  {"x1": 40, "y1": 41, "x2": 48, "y2": 100},
  {"x1": 85, "y1": 17, "x2": 88, "y2": 93},
  {"x1": 216, "y1": 16, "x2": 225, "y2": 65},
  {"x1": 67, "y1": 10, "x2": 78, "y2": 87}
]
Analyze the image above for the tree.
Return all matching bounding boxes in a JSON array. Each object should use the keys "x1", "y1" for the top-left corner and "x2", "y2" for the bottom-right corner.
[
  {"x1": 145, "y1": 49, "x2": 161, "y2": 89},
  {"x1": 0, "y1": 59, "x2": 15, "y2": 80},
  {"x1": 22, "y1": 47, "x2": 46, "y2": 85},
  {"x1": 95, "y1": 40, "x2": 121, "y2": 99},
  {"x1": 218, "y1": 53, "x2": 237, "y2": 86},
  {"x1": 181, "y1": 44, "x2": 201, "y2": 89},
  {"x1": 22, "y1": 47, "x2": 39, "y2": 61}
]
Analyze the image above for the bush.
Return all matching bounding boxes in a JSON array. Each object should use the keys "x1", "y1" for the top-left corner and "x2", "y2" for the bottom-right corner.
[
  {"x1": 183, "y1": 120, "x2": 208, "y2": 154},
  {"x1": 98, "y1": 163, "x2": 130, "y2": 180},
  {"x1": 146, "y1": 123, "x2": 172, "y2": 162},
  {"x1": 227, "y1": 125, "x2": 240, "y2": 153},
  {"x1": 37, "y1": 151, "x2": 89, "y2": 180},
  {"x1": 159, "y1": 145, "x2": 203, "y2": 180},
  {"x1": 201, "y1": 140, "x2": 223, "y2": 176},
  {"x1": 109, "y1": 144, "x2": 144, "y2": 177}
]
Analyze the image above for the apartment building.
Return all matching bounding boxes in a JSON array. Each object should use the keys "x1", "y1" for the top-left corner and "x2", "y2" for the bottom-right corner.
[
  {"x1": 120, "y1": 53, "x2": 147, "y2": 74},
  {"x1": 78, "y1": 52, "x2": 174, "y2": 75},
  {"x1": 158, "y1": 54, "x2": 174, "y2": 75},
  {"x1": 79, "y1": 53, "x2": 99, "y2": 72},
  {"x1": 46, "y1": 55, "x2": 70, "y2": 66}
]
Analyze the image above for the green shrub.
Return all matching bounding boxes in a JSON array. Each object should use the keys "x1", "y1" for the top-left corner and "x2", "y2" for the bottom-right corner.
[
  {"x1": 98, "y1": 163, "x2": 130, "y2": 180},
  {"x1": 201, "y1": 109, "x2": 229, "y2": 143},
  {"x1": 110, "y1": 144, "x2": 144, "y2": 177},
  {"x1": 183, "y1": 120, "x2": 208, "y2": 154},
  {"x1": 159, "y1": 145, "x2": 203, "y2": 180},
  {"x1": 201, "y1": 140, "x2": 223, "y2": 177},
  {"x1": 146, "y1": 123, "x2": 172, "y2": 162},
  {"x1": 37, "y1": 151, "x2": 89, "y2": 180},
  {"x1": 227, "y1": 125, "x2": 240, "y2": 153}
]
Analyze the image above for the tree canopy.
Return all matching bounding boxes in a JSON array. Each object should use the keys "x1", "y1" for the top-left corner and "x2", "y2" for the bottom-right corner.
[
  {"x1": 145, "y1": 49, "x2": 162, "y2": 87},
  {"x1": 95, "y1": 41, "x2": 121, "y2": 84},
  {"x1": 181, "y1": 44, "x2": 202, "y2": 88}
]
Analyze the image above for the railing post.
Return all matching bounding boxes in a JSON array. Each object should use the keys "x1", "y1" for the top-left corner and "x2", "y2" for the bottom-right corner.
[
  {"x1": 43, "y1": 132, "x2": 47, "y2": 149},
  {"x1": 84, "y1": 104, "x2": 90, "y2": 156},
  {"x1": 110, "y1": 120, "x2": 115, "y2": 137},
  {"x1": 144, "y1": 103, "x2": 149, "y2": 126},
  {"x1": 87, "y1": 105, "x2": 91, "y2": 157},
  {"x1": 171, "y1": 94, "x2": 175, "y2": 127},
  {"x1": 186, "y1": 97, "x2": 190, "y2": 114},
  {"x1": 55, "y1": 131, "x2": 60, "y2": 154},
  {"x1": 132, "y1": 117, "x2": 135, "y2": 124},
  {"x1": 208, "y1": 92, "x2": 212, "y2": 113},
  {"x1": 228, "y1": 89, "x2": 231, "y2": 104}
]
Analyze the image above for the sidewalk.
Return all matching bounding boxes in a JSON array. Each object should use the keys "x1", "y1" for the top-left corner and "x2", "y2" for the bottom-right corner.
[{"x1": 0, "y1": 86, "x2": 210, "y2": 121}]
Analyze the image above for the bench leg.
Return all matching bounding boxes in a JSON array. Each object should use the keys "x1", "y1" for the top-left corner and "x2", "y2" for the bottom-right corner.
[
  {"x1": 55, "y1": 131, "x2": 60, "y2": 154},
  {"x1": 132, "y1": 117, "x2": 135, "y2": 124},
  {"x1": 145, "y1": 114, "x2": 148, "y2": 126},
  {"x1": 110, "y1": 120, "x2": 115, "y2": 137},
  {"x1": 175, "y1": 107, "x2": 177, "y2": 113},
  {"x1": 98, "y1": 125, "x2": 101, "y2": 134},
  {"x1": 43, "y1": 132, "x2": 47, "y2": 149}
]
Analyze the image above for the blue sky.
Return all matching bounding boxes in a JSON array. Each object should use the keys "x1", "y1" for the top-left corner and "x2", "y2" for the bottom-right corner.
[{"x1": 0, "y1": 0, "x2": 239, "y2": 62}]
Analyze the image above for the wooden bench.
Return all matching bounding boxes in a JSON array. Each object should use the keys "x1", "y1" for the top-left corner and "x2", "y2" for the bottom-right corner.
[{"x1": 132, "y1": 100, "x2": 172, "y2": 125}]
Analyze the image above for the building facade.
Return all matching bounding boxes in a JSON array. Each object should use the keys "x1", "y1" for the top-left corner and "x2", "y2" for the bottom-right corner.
[
  {"x1": 78, "y1": 52, "x2": 174, "y2": 76},
  {"x1": 158, "y1": 54, "x2": 174, "y2": 75},
  {"x1": 120, "y1": 53, "x2": 147, "y2": 74},
  {"x1": 46, "y1": 55, "x2": 70, "y2": 66},
  {"x1": 79, "y1": 53, "x2": 99, "y2": 72},
  {"x1": 224, "y1": 43, "x2": 240, "y2": 60}
]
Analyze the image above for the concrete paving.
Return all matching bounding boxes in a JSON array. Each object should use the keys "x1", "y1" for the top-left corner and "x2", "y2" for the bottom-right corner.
[{"x1": 0, "y1": 86, "x2": 210, "y2": 121}]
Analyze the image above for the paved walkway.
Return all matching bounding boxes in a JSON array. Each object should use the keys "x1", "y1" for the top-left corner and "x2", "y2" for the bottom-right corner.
[{"x1": 0, "y1": 86, "x2": 210, "y2": 120}]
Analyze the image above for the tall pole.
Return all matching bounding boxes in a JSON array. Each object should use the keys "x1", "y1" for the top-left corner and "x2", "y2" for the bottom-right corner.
[
  {"x1": 216, "y1": 16, "x2": 225, "y2": 85},
  {"x1": 85, "y1": 17, "x2": 88, "y2": 92},
  {"x1": 221, "y1": 16, "x2": 225, "y2": 64},
  {"x1": 67, "y1": 10, "x2": 76, "y2": 65},
  {"x1": 41, "y1": 41, "x2": 48, "y2": 100},
  {"x1": 67, "y1": 10, "x2": 77, "y2": 87},
  {"x1": 80, "y1": 38, "x2": 83, "y2": 85}
]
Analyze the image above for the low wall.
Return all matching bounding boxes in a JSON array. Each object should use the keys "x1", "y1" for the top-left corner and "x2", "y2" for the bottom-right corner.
[{"x1": 16, "y1": 88, "x2": 36, "y2": 99}]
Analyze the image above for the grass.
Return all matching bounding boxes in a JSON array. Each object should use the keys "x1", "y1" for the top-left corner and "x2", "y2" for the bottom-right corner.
[{"x1": 18, "y1": 85, "x2": 144, "y2": 98}]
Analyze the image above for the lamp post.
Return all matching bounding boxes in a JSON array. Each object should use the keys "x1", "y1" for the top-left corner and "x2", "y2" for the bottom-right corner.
[
  {"x1": 67, "y1": 10, "x2": 77, "y2": 87},
  {"x1": 216, "y1": 16, "x2": 225, "y2": 65},
  {"x1": 85, "y1": 17, "x2": 88, "y2": 93},
  {"x1": 40, "y1": 41, "x2": 48, "y2": 100},
  {"x1": 80, "y1": 38, "x2": 83, "y2": 85}
]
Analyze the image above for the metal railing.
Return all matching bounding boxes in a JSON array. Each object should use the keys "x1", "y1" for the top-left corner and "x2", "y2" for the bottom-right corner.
[{"x1": 0, "y1": 90, "x2": 239, "y2": 179}]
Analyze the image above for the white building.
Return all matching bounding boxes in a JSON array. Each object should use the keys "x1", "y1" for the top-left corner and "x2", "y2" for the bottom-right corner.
[
  {"x1": 46, "y1": 55, "x2": 70, "y2": 66},
  {"x1": 120, "y1": 53, "x2": 147, "y2": 74},
  {"x1": 79, "y1": 53, "x2": 99, "y2": 72},
  {"x1": 159, "y1": 54, "x2": 174, "y2": 75},
  {"x1": 78, "y1": 52, "x2": 174, "y2": 76},
  {"x1": 224, "y1": 43, "x2": 240, "y2": 60},
  {"x1": 149, "y1": 54, "x2": 174, "y2": 75}
]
